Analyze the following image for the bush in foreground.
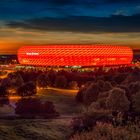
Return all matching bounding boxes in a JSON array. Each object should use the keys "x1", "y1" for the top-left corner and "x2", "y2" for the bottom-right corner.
[
  {"x1": 80, "y1": 83, "x2": 100, "y2": 106},
  {"x1": 70, "y1": 122, "x2": 140, "y2": 140},
  {"x1": 106, "y1": 88, "x2": 130, "y2": 112},
  {"x1": 15, "y1": 98, "x2": 59, "y2": 118},
  {"x1": 133, "y1": 91, "x2": 140, "y2": 113}
]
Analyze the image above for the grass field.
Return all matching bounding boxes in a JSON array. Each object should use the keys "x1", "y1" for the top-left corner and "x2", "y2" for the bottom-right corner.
[
  {"x1": 0, "y1": 88, "x2": 81, "y2": 140},
  {"x1": 37, "y1": 88, "x2": 81, "y2": 115},
  {"x1": 0, "y1": 119, "x2": 71, "y2": 140}
]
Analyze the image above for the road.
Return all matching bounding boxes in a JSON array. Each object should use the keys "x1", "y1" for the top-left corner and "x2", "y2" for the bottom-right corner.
[{"x1": 47, "y1": 87, "x2": 78, "y2": 95}]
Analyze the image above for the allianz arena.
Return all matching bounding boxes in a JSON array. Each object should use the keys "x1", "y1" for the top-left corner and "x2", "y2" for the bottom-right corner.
[{"x1": 17, "y1": 45, "x2": 133, "y2": 66}]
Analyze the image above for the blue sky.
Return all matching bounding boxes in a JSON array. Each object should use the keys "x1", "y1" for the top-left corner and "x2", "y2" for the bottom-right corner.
[
  {"x1": 0, "y1": 0, "x2": 140, "y2": 54},
  {"x1": 0, "y1": 0, "x2": 140, "y2": 19}
]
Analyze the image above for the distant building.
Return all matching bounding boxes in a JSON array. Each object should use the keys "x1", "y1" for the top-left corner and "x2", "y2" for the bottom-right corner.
[
  {"x1": 18, "y1": 45, "x2": 133, "y2": 67},
  {"x1": 0, "y1": 55, "x2": 17, "y2": 65}
]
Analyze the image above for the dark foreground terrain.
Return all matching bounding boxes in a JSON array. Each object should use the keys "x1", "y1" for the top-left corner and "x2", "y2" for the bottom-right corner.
[{"x1": 0, "y1": 89, "x2": 80, "y2": 140}]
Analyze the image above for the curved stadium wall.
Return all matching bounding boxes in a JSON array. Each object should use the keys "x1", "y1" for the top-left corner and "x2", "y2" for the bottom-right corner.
[{"x1": 18, "y1": 45, "x2": 133, "y2": 66}]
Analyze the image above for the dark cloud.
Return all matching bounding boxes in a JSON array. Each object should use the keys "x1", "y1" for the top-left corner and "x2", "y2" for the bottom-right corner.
[
  {"x1": 21, "y1": 0, "x2": 76, "y2": 5},
  {"x1": 21, "y1": 0, "x2": 97, "y2": 6},
  {"x1": 7, "y1": 14, "x2": 140, "y2": 33},
  {"x1": 20, "y1": 0, "x2": 140, "y2": 5},
  {"x1": 105, "y1": 0, "x2": 140, "y2": 4},
  {"x1": 49, "y1": 0, "x2": 75, "y2": 5}
]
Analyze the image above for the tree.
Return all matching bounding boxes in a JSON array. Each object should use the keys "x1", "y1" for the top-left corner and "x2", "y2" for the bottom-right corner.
[
  {"x1": 97, "y1": 80, "x2": 105, "y2": 92},
  {"x1": 0, "y1": 86, "x2": 9, "y2": 106},
  {"x1": 47, "y1": 70, "x2": 56, "y2": 86},
  {"x1": 128, "y1": 81, "x2": 140, "y2": 95},
  {"x1": 113, "y1": 73, "x2": 127, "y2": 84},
  {"x1": 103, "y1": 81, "x2": 112, "y2": 92},
  {"x1": 76, "y1": 82, "x2": 100, "y2": 105},
  {"x1": 69, "y1": 81, "x2": 79, "y2": 89},
  {"x1": 17, "y1": 81, "x2": 36, "y2": 97},
  {"x1": 83, "y1": 83, "x2": 100, "y2": 105},
  {"x1": 106, "y1": 88, "x2": 130, "y2": 112},
  {"x1": 123, "y1": 68, "x2": 140, "y2": 85},
  {"x1": 1, "y1": 78, "x2": 11, "y2": 89},
  {"x1": 133, "y1": 91, "x2": 140, "y2": 113},
  {"x1": 55, "y1": 75, "x2": 67, "y2": 88},
  {"x1": 7, "y1": 72, "x2": 24, "y2": 88},
  {"x1": 76, "y1": 86, "x2": 87, "y2": 103},
  {"x1": 37, "y1": 74, "x2": 49, "y2": 88}
]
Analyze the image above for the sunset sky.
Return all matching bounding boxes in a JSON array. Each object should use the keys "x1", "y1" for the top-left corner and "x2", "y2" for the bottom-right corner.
[{"x1": 0, "y1": 0, "x2": 140, "y2": 54}]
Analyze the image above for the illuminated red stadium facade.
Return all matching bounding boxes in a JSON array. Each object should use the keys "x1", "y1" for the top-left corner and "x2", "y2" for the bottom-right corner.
[{"x1": 18, "y1": 45, "x2": 133, "y2": 66}]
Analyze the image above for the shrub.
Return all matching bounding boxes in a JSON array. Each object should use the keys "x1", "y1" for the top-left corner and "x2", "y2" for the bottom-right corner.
[
  {"x1": 15, "y1": 98, "x2": 58, "y2": 117},
  {"x1": 71, "y1": 109, "x2": 112, "y2": 135},
  {"x1": 40, "y1": 101, "x2": 58, "y2": 115},
  {"x1": 47, "y1": 70, "x2": 56, "y2": 86},
  {"x1": 0, "y1": 85, "x2": 9, "y2": 106},
  {"x1": 70, "y1": 122, "x2": 140, "y2": 140},
  {"x1": 98, "y1": 91, "x2": 109, "y2": 99},
  {"x1": 128, "y1": 81, "x2": 140, "y2": 95},
  {"x1": 111, "y1": 81, "x2": 117, "y2": 87},
  {"x1": 103, "y1": 81, "x2": 112, "y2": 92},
  {"x1": 113, "y1": 73, "x2": 127, "y2": 84},
  {"x1": 0, "y1": 97, "x2": 9, "y2": 106},
  {"x1": 106, "y1": 88, "x2": 130, "y2": 112},
  {"x1": 0, "y1": 86, "x2": 8, "y2": 97},
  {"x1": 55, "y1": 75, "x2": 67, "y2": 88},
  {"x1": 17, "y1": 81, "x2": 36, "y2": 97},
  {"x1": 8, "y1": 72, "x2": 24, "y2": 88},
  {"x1": 1, "y1": 78, "x2": 11, "y2": 88},
  {"x1": 76, "y1": 87, "x2": 87, "y2": 103},
  {"x1": 123, "y1": 68, "x2": 140, "y2": 85},
  {"x1": 82, "y1": 106, "x2": 111, "y2": 121},
  {"x1": 83, "y1": 83, "x2": 100, "y2": 105},
  {"x1": 71, "y1": 116, "x2": 95, "y2": 133},
  {"x1": 133, "y1": 91, "x2": 140, "y2": 113},
  {"x1": 97, "y1": 97, "x2": 108, "y2": 109},
  {"x1": 117, "y1": 85, "x2": 130, "y2": 98},
  {"x1": 15, "y1": 98, "x2": 41, "y2": 115},
  {"x1": 69, "y1": 81, "x2": 79, "y2": 90},
  {"x1": 76, "y1": 82, "x2": 93, "y2": 103},
  {"x1": 97, "y1": 80, "x2": 105, "y2": 91},
  {"x1": 37, "y1": 74, "x2": 49, "y2": 88}
]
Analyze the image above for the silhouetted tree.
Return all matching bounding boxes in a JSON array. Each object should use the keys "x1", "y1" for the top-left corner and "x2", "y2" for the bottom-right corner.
[
  {"x1": 128, "y1": 81, "x2": 140, "y2": 95},
  {"x1": 0, "y1": 86, "x2": 9, "y2": 106},
  {"x1": 83, "y1": 83, "x2": 100, "y2": 105},
  {"x1": 17, "y1": 81, "x2": 36, "y2": 97},
  {"x1": 7, "y1": 72, "x2": 24, "y2": 88},
  {"x1": 106, "y1": 88, "x2": 130, "y2": 112},
  {"x1": 37, "y1": 74, "x2": 49, "y2": 88},
  {"x1": 76, "y1": 86, "x2": 87, "y2": 103},
  {"x1": 47, "y1": 70, "x2": 56, "y2": 86},
  {"x1": 103, "y1": 81, "x2": 112, "y2": 92},
  {"x1": 133, "y1": 91, "x2": 140, "y2": 113},
  {"x1": 113, "y1": 73, "x2": 127, "y2": 84},
  {"x1": 55, "y1": 75, "x2": 67, "y2": 88},
  {"x1": 1, "y1": 78, "x2": 11, "y2": 89}
]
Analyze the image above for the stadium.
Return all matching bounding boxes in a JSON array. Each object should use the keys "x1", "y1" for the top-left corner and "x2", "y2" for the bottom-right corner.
[{"x1": 18, "y1": 45, "x2": 133, "y2": 67}]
